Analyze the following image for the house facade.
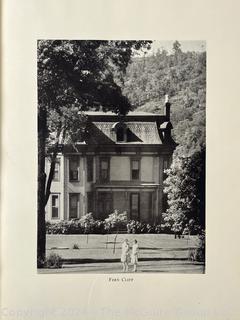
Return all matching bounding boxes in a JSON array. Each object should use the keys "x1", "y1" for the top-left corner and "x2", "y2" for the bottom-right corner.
[{"x1": 45, "y1": 100, "x2": 176, "y2": 224}]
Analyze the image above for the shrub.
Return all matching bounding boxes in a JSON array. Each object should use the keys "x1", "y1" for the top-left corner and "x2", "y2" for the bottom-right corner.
[
  {"x1": 154, "y1": 224, "x2": 162, "y2": 233},
  {"x1": 127, "y1": 220, "x2": 148, "y2": 234},
  {"x1": 188, "y1": 230, "x2": 205, "y2": 262},
  {"x1": 195, "y1": 230, "x2": 205, "y2": 262},
  {"x1": 45, "y1": 253, "x2": 63, "y2": 268},
  {"x1": 72, "y1": 243, "x2": 79, "y2": 249},
  {"x1": 46, "y1": 215, "x2": 171, "y2": 235},
  {"x1": 93, "y1": 220, "x2": 106, "y2": 234},
  {"x1": 79, "y1": 213, "x2": 95, "y2": 233},
  {"x1": 104, "y1": 210, "x2": 127, "y2": 232},
  {"x1": 146, "y1": 224, "x2": 155, "y2": 233}
]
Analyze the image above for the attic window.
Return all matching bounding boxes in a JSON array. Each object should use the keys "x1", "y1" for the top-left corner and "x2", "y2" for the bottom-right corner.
[
  {"x1": 116, "y1": 126, "x2": 125, "y2": 142},
  {"x1": 112, "y1": 122, "x2": 127, "y2": 143}
]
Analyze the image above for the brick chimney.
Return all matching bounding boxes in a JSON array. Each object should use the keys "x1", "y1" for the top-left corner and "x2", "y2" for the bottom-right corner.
[{"x1": 165, "y1": 94, "x2": 171, "y2": 120}]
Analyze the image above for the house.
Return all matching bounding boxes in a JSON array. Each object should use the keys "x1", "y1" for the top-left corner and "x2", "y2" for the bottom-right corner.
[{"x1": 45, "y1": 99, "x2": 176, "y2": 224}]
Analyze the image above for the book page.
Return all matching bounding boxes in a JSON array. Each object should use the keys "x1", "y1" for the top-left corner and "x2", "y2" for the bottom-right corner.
[{"x1": 1, "y1": 0, "x2": 240, "y2": 319}]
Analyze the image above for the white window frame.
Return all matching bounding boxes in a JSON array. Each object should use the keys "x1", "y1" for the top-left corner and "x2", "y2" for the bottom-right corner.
[{"x1": 51, "y1": 194, "x2": 60, "y2": 219}]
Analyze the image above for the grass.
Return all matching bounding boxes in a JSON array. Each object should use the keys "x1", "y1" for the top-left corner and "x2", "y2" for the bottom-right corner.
[
  {"x1": 46, "y1": 233, "x2": 199, "y2": 261},
  {"x1": 40, "y1": 233, "x2": 204, "y2": 273}
]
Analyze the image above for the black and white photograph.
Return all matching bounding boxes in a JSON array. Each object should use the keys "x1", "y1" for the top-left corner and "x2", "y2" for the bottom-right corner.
[
  {"x1": 3, "y1": 0, "x2": 240, "y2": 319},
  {"x1": 37, "y1": 40, "x2": 206, "y2": 274}
]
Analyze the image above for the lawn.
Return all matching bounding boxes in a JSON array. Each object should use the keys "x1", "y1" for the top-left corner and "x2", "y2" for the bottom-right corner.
[{"x1": 40, "y1": 233, "x2": 204, "y2": 273}]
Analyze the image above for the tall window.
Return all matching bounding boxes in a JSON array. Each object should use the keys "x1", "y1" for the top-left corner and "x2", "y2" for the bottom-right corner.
[
  {"x1": 51, "y1": 194, "x2": 59, "y2": 219},
  {"x1": 162, "y1": 193, "x2": 168, "y2": 213},
  {"x1": 98, "y1": 192, "x2": 112, "y2": 219},
  {"x1": 130, "y1": 193, "x2": 140, "y2": 220},
  {"x1": 87, "y1": 192, "x2": 93, "y2": 213},
  {"x1": 69, "y1": 156, "x2": 79, "y2": 181},
  {"x1": 53, "y1": 159, "x2": 60, "y2": 181},
  {"x1": 163, "y1": 158, "x2": 169, "y2": 180},
  {"x1": 100, "y1": 158, "x2": 109, "y2": 182},
  {"x1": 87, "y1": 157, "x2": 93, "y2": 182},
  {"x1": 131, "y1": 159, "x2": 140, "y2": 180},
  {"x1": 69, "y1": 194, "x2": 79, "y2": 219}
]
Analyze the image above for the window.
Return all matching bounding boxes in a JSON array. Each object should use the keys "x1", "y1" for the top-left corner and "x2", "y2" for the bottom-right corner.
[
  {"x1": 116, "y1": 127, "x2": 125, "y2": 142},
  {"x1": 111, "y1": 122, "x2": 127, "y2": 142},
  {"x1": 163, "y1": 158, "x2": 169, "y2": 180},
  {"x1": 100, "y1": 158, "x2": 109, "y2": 182},
  {"x1": 53, "y1": 159, "x2": 60, "y2": 181},
  {"x1": 131, "y1": 159, "x2": 140, "y2": 180},
  {"x1": 98, "y1": 192, "x2": 112, "y2": 219},
  {"x1": 87, "y1": 192, "x2": 93, "y2": 213},
  {"x1": 163, "y1": 158, "x2": 169, "y2": 170},
  {"x1": 69, "y1": 156, "x2": 79, "y2": 181},
  {"x1": 87, "y1": 157, "x2": 93, "y2": 182},
  {"x1": 51, "y1": 194, "x2": 59, "y2": 219},
  {"x1": 69, "y1": 194, "x2": 79, "y2": 219},
  {"x1": 130, "y1": 193, "x2": 140, "y2": 220}
]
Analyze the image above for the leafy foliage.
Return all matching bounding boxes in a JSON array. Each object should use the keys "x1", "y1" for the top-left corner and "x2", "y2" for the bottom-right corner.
[
  {"x1": 44, "y1": 253, "x2": 63, "y2": 268},
  {"x1": 163, "y1": 148, "x2": 205, "y2": 234},
  {"x1": 126, "y1": 220, "x2": 162, "y2": 234},
  {"x1": 104, "y1": 210, "x2": 127, "y2": 231},
  {"x1": 122, "y1": 41, "x2": 206, "y2": 157},
  {"x1": 46, "y1": 215, "x2": 164, "y2": 235}
]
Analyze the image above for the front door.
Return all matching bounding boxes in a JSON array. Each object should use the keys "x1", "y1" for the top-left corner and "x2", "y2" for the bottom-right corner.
[{"x1": 130, "y1": 193, "x2": 140, "y2": 220}]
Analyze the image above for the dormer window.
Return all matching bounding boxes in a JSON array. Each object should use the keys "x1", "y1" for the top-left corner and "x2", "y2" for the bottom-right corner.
[
  {"x1": 116, "y1": 126, "x2": 125, "y2": 142},
  {"x1": 111, "y1": 122, "x2": 127, "y2": 143}
]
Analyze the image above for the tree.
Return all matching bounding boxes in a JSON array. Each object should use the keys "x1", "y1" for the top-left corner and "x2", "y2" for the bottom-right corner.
[
  {"x1": 163, "y1": 147, "x2": 205, "y2": 235},
  {"x1": 37, "y1": 40, "x2": 151, "y2": 267}
]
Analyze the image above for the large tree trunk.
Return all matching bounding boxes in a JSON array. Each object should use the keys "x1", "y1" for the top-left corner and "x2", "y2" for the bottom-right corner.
[
  {"x1": 37, "y1": 107, "x2": 47, "y2": 268},
  {"x1": 45, "y1": 147, "x2": 58, "y2": 206}
]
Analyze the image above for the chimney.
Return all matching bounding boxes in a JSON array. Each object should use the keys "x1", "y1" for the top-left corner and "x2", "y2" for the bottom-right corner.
[{"x1": 165, "y1": 94, "x2": 171, "y2": 120}]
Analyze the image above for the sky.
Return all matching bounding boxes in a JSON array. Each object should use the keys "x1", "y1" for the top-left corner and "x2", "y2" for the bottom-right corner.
[{"x1": 140, "y1": 40, "x2": 206, "y2": 56}]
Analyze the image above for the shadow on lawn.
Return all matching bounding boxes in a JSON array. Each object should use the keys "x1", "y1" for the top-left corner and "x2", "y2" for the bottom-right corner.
[
  {"x1": 139, "y1": 247, "x2": 196, "y2": 251},
  {"x1": 62, "y1": 257, "x2": 194, "y2": 264}
]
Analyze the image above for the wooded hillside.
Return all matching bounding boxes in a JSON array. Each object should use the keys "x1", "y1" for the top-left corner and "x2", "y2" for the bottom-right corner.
[{"x1": 122, "y1": 41, "x2": 206, "y2": 156}]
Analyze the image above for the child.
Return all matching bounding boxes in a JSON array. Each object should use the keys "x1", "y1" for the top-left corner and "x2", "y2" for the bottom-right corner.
[
  {"x1": 121, "y1": 239, "x2": 130, "y2": 272},
  {"x1": 131, "y1": 239, "x2": 139, "y2": 272}
]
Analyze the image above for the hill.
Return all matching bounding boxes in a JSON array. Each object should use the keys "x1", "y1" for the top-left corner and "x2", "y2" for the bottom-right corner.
[{"x1": 122, "y1": 41, "x2": 206, "y2": 156}]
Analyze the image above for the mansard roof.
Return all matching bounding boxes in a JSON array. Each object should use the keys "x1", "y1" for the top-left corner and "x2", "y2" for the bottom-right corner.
[
  {"x1": 60, "y1": 110, "x2": 177, "y2": 153},
  {"x1": 81, "y1": 110, "x2": 174, "y2": 146},
  {"x1": 87, "y1": 121, "x2": 162, "y2": 144}
]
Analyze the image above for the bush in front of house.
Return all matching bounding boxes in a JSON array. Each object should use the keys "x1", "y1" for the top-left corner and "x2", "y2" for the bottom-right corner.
[
  {"x1": 46, "y1": 211, "x2": 128, "y2": 235},
  {"x1": 46, "y1": 212, "x2": 166, "y2": 235},
  {"x1": 79, "y1": 213, "x2": 95, "y2": 233},
  {"x1": 93, "y1": 220, "x2": 107, "y2": 234},
  {"x1": 126, "y1": 220, "x2": 162, "y2": 234},
  {"x1": 104, "y1": 210, "x2": 128, "y2": 232},
  {"x1": 45, "y1": 220, "x2": 72, "y2": 234}
]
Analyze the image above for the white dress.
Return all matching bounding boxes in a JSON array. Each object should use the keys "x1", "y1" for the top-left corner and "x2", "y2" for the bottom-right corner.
[
  {"x1": 131, "y1": 243, "x2": 139, "y2": 264},
  {"x1": 121, "y1": 242, "x2": 130, "y2": 263}
]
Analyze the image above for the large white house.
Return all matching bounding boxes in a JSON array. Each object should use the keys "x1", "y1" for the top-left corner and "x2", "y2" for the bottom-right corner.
[{"x1": 45, "y1": 100, "x2": 176, "y2": 224}]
